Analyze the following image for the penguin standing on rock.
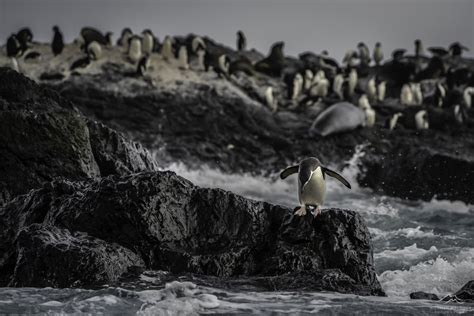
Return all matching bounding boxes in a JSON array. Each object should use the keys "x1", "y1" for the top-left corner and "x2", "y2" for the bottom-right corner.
[
  {"x1": 137, "y1": 54, "x2": 150, "y2": 76},
  {"x1": 141, "y1": 29, "x2": 154, "y2": 55},
  {"x1": 117, "y1": 28, "x2": 133, "y2": 50},
  {"x1": 128, "y1": 35, "x2": 142, "y2": 63},
  {"x1": 7, "y1": 34, "x2": 22, "y2": 57},
  {"x1": 161, "y1": 36, "x2": 174, "y2": 61},
  {"x1": 52, "y1": 26, "x2": 64, "y2": 56},
  {"x1": 87, "y1": 41, "x2": 102, "y2": 60},
  {"x1": 280, "y1": 157, "x2": 351, "y2": 217},
  {"x1": 373, "y1": 42, "x2": 384, "y2": 66},
  {"x1": 16, "y1": 27, "x2": 33, "y2": 54},
  {"x1": 237, "y1": 30, "x2": 246, "y2": 51},
  {"x1": 178, "y1": 46, "x2": 189, "y2": 70}
]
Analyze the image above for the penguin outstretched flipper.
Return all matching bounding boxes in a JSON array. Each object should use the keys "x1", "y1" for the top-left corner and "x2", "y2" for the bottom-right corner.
[
  {"x1": 322, "y1": 167, "x2": 352, "y2": 189},
  {"x1": 280, "y1": 165, "x2": 299, "y2": 179}
]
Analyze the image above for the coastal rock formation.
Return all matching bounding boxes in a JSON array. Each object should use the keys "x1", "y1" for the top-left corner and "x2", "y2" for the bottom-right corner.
[
  {"x1": 409, "y1": 291, "x2": 440, "y2": 301},
  {"x1": 0, "y1": 68, "x2": 158, "y2": 205},
  {"x1": 443, "y1": 280, "x2": 474, "y2": 303},
  {"x1": 0, "y1": 171, "x2": 384, "y2": 295}
]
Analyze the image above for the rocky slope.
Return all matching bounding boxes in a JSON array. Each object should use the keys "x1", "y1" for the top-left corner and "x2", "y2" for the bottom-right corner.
[
  {"x1": 0, "y1": 68, "x2": 383, "y2": 295},
  {"x1": 0, "y1": 171, "x2": 383, "y2": 295}
]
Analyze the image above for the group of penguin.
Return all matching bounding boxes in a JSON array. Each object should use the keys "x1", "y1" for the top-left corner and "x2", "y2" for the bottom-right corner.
[{"x1": 4, "y1": 27, "x2": 473, "y2": 132}]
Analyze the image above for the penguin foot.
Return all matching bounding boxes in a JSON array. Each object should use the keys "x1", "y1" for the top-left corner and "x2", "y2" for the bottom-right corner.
[
  {"x1": 313, "y1": 206, "x2": 321, "y2": 217},
  {"x1": 294, "y1": 206, "x2": 307, "y2": 216}
]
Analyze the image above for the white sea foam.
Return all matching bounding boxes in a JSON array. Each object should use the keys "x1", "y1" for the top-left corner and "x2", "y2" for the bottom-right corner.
[
  {"x1": 379, "y1": 248, "x2": 474, "y2": 298},
  {"x1": 370, "y1": 226, "x2": 436, "y2": 241},
  {"x1": 375, "y1": 243, "x2": 438, "y2": 262}
]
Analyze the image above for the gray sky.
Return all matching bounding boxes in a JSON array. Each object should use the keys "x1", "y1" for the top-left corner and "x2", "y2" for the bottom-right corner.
[{"x1": 1, "y1": 0, "x2": 473, "y2": 60}]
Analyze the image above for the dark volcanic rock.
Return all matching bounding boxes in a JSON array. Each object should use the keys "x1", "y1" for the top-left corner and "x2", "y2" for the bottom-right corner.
[
  {"x1": 410, "y1": 291, "x2": 440, "y2": 301},
  {"x1": 0, "y1": 68, "x2": 158, "y2": 205},
  {"x1": 0, "y1": 171, "x2": 383, "y2": 295},
  {"x1": 10, "y1": 224, "x2": 144, "y2": 287},
  {"x1": 443, "y1": 280, "x2": 474, "y2": 303}
]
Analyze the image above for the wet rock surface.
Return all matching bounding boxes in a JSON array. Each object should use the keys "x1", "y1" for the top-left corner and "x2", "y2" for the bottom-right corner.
[
  {"x1": 410, "y1": 291, "x2": 440, "y2": 301},
  {"x1": 444, "y1": 280, "x2": 474, "y2": 303},
  {"x1": 0, "y1": 171, "x2": 383, "y2": 295}
]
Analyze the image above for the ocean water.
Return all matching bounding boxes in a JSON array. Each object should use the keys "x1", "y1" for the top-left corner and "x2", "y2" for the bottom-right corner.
[{"x1": 1, "y1": 147, "x2": 474, "y2": 315}]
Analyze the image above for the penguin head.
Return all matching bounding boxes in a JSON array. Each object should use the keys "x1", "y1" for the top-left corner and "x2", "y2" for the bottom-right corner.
[
  {"x1": 105, "y1": 32, "x2": 114, "y2": 45},
  {"x1": 53, "y1": 26, "x2": 60, "y2": 33},
  {"x1": 142, "y1": 29, "x2": 153, "y2": 36},
  {"x1": 122, "y1": 28, "x2": 132, "y2": 36}
]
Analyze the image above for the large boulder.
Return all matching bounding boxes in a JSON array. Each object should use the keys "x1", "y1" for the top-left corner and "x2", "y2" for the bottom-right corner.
[
  {"x1": 0, "y1": 171, "x2": 384, "y2": 295},
  {"x1": 443, "y1": 280, "x2": 474, "y2": 303},
  {"x1": 0, "y1": 68, "x2": 158, "y2": 205}
]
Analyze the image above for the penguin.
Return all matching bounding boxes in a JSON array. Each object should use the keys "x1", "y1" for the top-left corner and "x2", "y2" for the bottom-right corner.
[
  {"x1": 367, "y1": 77, "x2": 377, "y2": 102},
  {"x1": 411, "y1": 83, "x2": 423, "y2": 105},
  {"x1": 204, "y1": 53, "x2": 230, "y2": 78},
  {"x1": 128, "y1": 35, "x2": 142, "y2": 63},
  {"x1": 178, "y1": 46, "x2": 189, "y2": 70},
  {"x1": 434, "y1": 83, "x2": 446, "y2": 107},
  {"x1": 10, "y1": 57, "x2": 20, "y2": 73},
  {"x1": 415, "y1": 39, "x2": 424, "y2": 57},
  {"x1": 348, "y1": 68, "x2": 358, "y2": 96},
  {"x1": 358, "y1": 94, "x2": 370, "y2": 110},
  {"x1": 449, "y1": 42, "x2": 469, "y2": 57},
  {"x1": 280, "y1": 157, "x2": 351, "y2": 217},
  {"x1": 236, "y1": 30, "x2": 246, "y2": 51},
  {"x1": 52, "y1": 26, "x2": 64, "y2": 56},
  {"x1": 463, "y1": 86, "x2": 474, "y2": 109},
  {"x1": 105, "y1": 32, "x2": 113, "y2": 47},
  {"x1": 311, "y1": 78, "x2": 329, "y2": 98},
  {"x1": 343, "y1": 50, "x2": 359, "y2": 68},
  {"x1": 6, "y1": 34, "x2": 22, "y2": 57},
  {"x1": 401, "y1": 84, "x2": 414, "y2": 105},
  {"x1": 141, "y1": 29, "x2": 154, "y2": 55},
  {"x1": 333, "y1": 73, "x2": 344, "y2": 99},
  {"x1": 16, "y1": 27, "x2": 33, "y2": 54},
  {"x1": 161, "y1": 36, "x2": 174, "y2": 61},
  {"x1": 377, "y1": 81, "x2": 386, "y2": 102},
  {"x1": 385, "y1": 113, "x2": 403, "y2": 130},
  {"x1": 304, "y1": 69, "x2": 314, "y2": 91},
  {"x1": 292, "y1": 73, "x2": 304, "y2": 100},
  {"x1": 117, "y1": 28, "x2": 133, "y2": 49},
  {"x1": 312, "y1": 70, "x2": 326, "y2": 87},
  {"x1": 357, "y1": 42, "x2": 370, "y2": 65},
  {"x1": 80, "y1": 27, "x2": 109, "y2": 48},
  {"x1": 264, "y1": 86, "x2": 277, "y2": 112},
  {"x1": 373, "y1": 42, "x2": 384, "y2": 66},
  {"x1": 415, "y1": 110, "x2": 429, "y2": 130},
  {"x1": 191, "y1": 36, "x2": 206, "y2": 54},
  {"x1": 229, "y1": 57, "x2": 255, "y2": 76},
  {"x1": 87, "y1": 41, "x2": 102, "y2": 60},
  {"x1": 218, "y1": 54, "x2": 231, "y2": 77},
  {"x1": 453, "y1": 104, "x2": 465, "y2": 124},
  {"x1": 137, "y1": 54, "x2": 150, "y2": 76},
  {"x1": 254, "y1": 41, "x2": 285, "y2": 77},
  {"x1": 358, "y1": 95, "x2": 376, "y2": 127}
]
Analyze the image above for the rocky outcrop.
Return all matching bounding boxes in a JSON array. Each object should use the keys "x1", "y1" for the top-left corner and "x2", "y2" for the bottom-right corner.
[
  {"x1": 443, "y1": 280, "x2": 474, "y2": 303},
  {"x1": 0, "y1": 171, "x2": 384, "y2": 295},
  {"x1": 410, "y1": 291, "x2": 440, "y2": 301},
  {"x1": 0, "y1": 68, "x2": 158, "y2": 205}
]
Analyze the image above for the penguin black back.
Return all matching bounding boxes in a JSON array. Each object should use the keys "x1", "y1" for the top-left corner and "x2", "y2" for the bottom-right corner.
[{"x1": 52, "y1": 26, "x2": 64, "y2": 56}]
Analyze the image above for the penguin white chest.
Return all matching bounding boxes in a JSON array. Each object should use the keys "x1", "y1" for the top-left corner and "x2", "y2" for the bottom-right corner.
[{"x1": 299, "y1": 167, "x2": 326, "y2": 207}]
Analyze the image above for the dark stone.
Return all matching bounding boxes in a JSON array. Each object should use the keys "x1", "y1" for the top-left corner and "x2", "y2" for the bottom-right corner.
[
  {"x1": 443, "y1": 280, "x2": 474, "y2": 303},
  {"x1": 0, "y1": 171, "x2": 384, "y2": 295},
  {"x1": 409, "y1": 291, "x2": 439, "y2": 301},
  {"x1": 0, "y1": 68, "x2": 158, "y2": 205}
]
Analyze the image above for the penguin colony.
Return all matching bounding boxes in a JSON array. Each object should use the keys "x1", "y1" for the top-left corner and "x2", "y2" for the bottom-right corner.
[
  {"x1": 2, "y1": 27, "x2": 473, "y2": 133},
  {"x1": 3, "y1": 26, "x2": 473, "y2": 217}
]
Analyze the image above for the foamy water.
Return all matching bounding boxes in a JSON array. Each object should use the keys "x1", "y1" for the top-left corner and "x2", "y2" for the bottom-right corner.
[{"x1": 1, "y1": 149, "x2": 473, "y2": 314}]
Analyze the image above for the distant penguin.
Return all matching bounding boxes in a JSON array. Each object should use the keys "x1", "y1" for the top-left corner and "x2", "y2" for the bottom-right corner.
[
  {"x1": 377, "y1": 81, "x2": 386, "y2": 102},
  {"x1": 137, "y1": 54, "x2": 150, "y2": 76},
  {"x1": 411, "y1": 83, "x2": 423, "y2": 105},
  {"x1": 178, "y1": 46, "x2": 189, "y2": 70},
  {"x1": 86, "y1": 41, "x2": 102, "y2": 60},
  {"x1": 333, "y1": 73, "x2": 344, "y2": 99},
  {"x1": 449, "y1": 42, "x2": 469, "y2": 57},
  {"x1": 128, "y1": 35, "x2": 142, "y2": 63},
  {"x1": 385, "y1": 113, "x2": 403, "y2": 130},
  {"x1": 311, "y1": 78, "x2": 329, "y2": 98},
  {"x1": 105, "y1": 32, "x2": 113, "y2": 46},
  {"x1": 254, "y1": 41, "x2": 285, "y2": 77},
  {"x1": 343, "y1": 50, "x2": 359, "y2": 68},
  {"x1": 52, "y1": 26, "x2": 64, "y2": 56},
  {"x1": 6, "y1": 34, "x2": 22, "y2": 57},
  {"x1": 415, "y1": 39, "x2": 424, "y2": 57},
  {"x1": 358, "y1": 94, "x2": 370, "y2": 109},
  {"x1": 367, "y1": 77, "x2": 377, "y2": 102},
  {"x1": 373, "y1": 42, "x2": 384, "y2": 66},
  {"x1": 401, "y1": 84, "x2": 414, "y2": 105},
  {"x1": 265, "y1": 86, "x2": 277, "y2": 112},
  {"x1": 161, "y1": 36, "x2": 174, "y2": 61},
  {"x1": 16, "y1": 27, "x2": 33, "y2": 53},
  {"x1": 80, "y1": 27, "x2": 109, "y2": 49},
  {"x1": 292, "y1": 73, "x2": 303, "y2": 100},
  {"x1": 415, "y1": 110, "x2": 429, "y2": 130},
  {"x1": 348, "y1": 68, "x2": 358, "y2": 96},
  {"x1": 312, "y1": 70, "x2": 325, "y2": 86},
  {"x1": 117, "y1": 28, "x2": 133, "y2": 50},
  {"x1": 237, "y1": 30, "x2": 247, "y2": 51},
  {"x1": 357, "y1": 42, "x2": 370, "y2": 65},
  {"x1": 453, "y1": 104, "x2": 465, "y2": 124},
  {"x1": 280, "y1": 157, "x2": 351, "y2": 217},
  {"x1": 191, "y1": 36, "x2": 206, "y2": 53},
  {"x1": 141, "y1": 29, "x2": 154, "y2": 54},
  {"x1": 463, "y1": 86, "x2": 474, "y2": 109},
  {"x1": 304, "y1": 69, "x2": 314, "y2": 91},
  {"x1": 364, "y1": 105, "x2": 376, "y2": 127}
]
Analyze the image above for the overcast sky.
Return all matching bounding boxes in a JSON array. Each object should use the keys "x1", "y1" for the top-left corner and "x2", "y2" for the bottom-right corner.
[{"x1": 1, "y1": 0, "x2": 472, "y2": 60}]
